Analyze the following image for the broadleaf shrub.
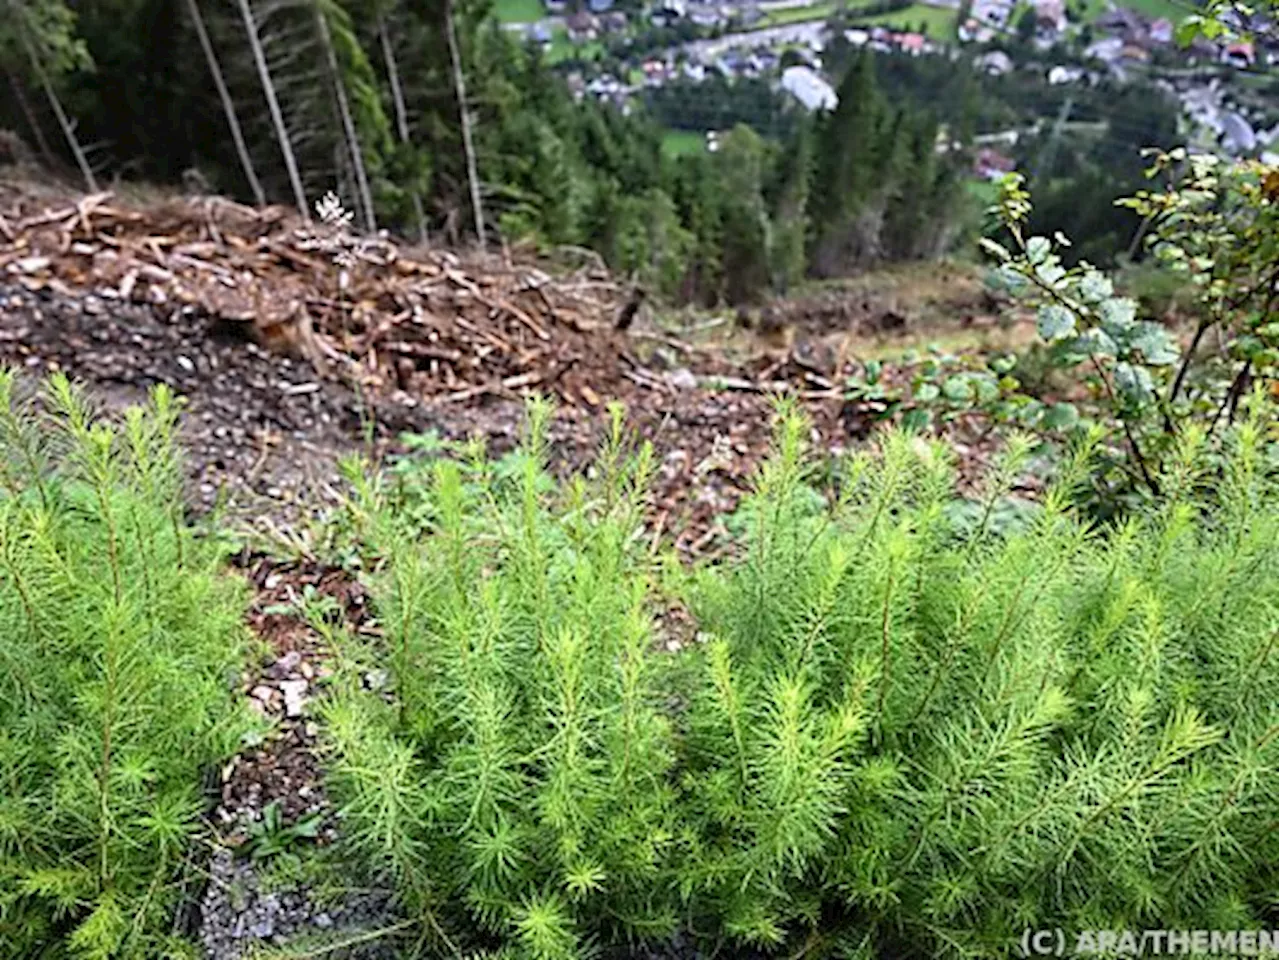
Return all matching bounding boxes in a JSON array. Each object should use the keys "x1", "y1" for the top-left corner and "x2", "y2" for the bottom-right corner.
[
  {"x1": 0, "y1": 373, "x2": 251, "y2": 959},
  {"x1": 328, "y1": 399, "x2": 1278, "y2": 959},
  {"x1": 981, "y1": 162, "x2": 1278, "y2": 519}
]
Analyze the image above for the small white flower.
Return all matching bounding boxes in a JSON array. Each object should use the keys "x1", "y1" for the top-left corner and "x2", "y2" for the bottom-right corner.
[{"x1": 315, "y1": 191, "x2": 353, "y2": 229}]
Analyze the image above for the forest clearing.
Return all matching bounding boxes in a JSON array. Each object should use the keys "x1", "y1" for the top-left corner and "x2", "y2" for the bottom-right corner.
[{"x1": 0, "y1": 156, "x2": 1276, "y2": 959}]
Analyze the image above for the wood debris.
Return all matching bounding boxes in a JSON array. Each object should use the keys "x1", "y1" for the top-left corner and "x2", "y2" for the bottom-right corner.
[
  {"x1": 0, "y1": 180, "x2": 1015, "y2": 558},
  {"x1": 0, "y1": 185, "x2": 626, "y2": 406}
]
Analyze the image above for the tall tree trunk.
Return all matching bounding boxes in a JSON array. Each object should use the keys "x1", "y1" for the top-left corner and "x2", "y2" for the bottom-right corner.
[
  {"x1": 445, "y1": 0, "x2": 484, "y2": 248},
  {"x1": 377, "y1": 10, "x2": 427, "y2": 242},
  {"x1": 34, "y1": 72, "x2": 96, "y2": 192},
  {"x1": 184, "y1": 0, "x2": 266, "y2": 206},
  {"x1": 314, "y1": 3, "x2": 376, "y2": 233},
  {"x1": 236, "y1": 0, "x2": 309, "y2": 220},
  {"x1": 2, "y1": 63, "x2": 56, "y2": 167},
  {"x1": 16, "y1": 26, "x2": 96, "y2": 191}
]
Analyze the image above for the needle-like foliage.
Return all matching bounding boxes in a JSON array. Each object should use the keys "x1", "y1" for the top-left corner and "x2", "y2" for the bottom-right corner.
[
  {"x1": 327, "y1": 396, "x2": 1278, "y2": 959},
  {"x1": 0, "y1": 372, "x2": 251, "y2": 959}
]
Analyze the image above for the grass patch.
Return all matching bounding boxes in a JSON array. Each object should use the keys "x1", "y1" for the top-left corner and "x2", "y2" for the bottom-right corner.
[
  {"x1": 1114, "y1": 0, "x2": 1186, "y2": 19},
  {"x1": 1078, "y1": 0, "x2": 1187, "y2": 22},
  {"x1": 760, "y1": 1, "x2": 837, "y2": 26},
  {"x1": 851, "y1": 3, "x2": 958, "y2": 38},
  {"x1": 493, "y1": 0, "x2": 545, "y2": 23},
  {"x1": 546, "y1": 27, "x2": 605, "y2": 64},
  {"x1": 662, "y1": 129, "x2": 708, "y2": 158}
]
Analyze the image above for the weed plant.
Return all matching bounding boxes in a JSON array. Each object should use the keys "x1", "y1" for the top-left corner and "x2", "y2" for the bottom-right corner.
[
  {"x1": 326, "y1": 398, "x2": 1278, "y2": 959},
  {"x1": 0, "y1": 373, "x2": 251, "y2": 959}
]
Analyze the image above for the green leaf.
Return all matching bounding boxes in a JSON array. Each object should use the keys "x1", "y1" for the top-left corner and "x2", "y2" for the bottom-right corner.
[
  {"x1": 972, "y1": 374, "x2": 1000, "y2": 403},
  {"x1": 263, "y1": 801, "x2": 282, "y2": 832},
  {"x1": 1035, "y1": 261, "x2": 1066, "y2": 286},
  {"x1": 1025, "y1": 236, "x2": 1052, "y2": 264},
  {"x1": 913, "y1": 382, "x2": 940, "y2": 403},
  {"x1": 1232, "y1": 334, "x2": 1262, "y2": 360},
  {"x1": 978, "y1": 237, "x2": 1011, "y2": 262},
  {"x1": 1018, "y1": 399, "x2": 1046, "y2": 424},
  {"x1": 1078, "y1": 270, "x2": 1114, "y2": 303},
  {"x1": 1114, "y1": 362, "x2": 1155, "y2": 403},
  {"x1": 1037, "y1": 305, "x2": 1076, "y2": 341},
  {"x1": 1040, "y1": 402, "x2": 1079, "y2": 430},
  {"x1": 1130, "y1": 323, "x2": 1180, "y2": 365},
  {"x1": 291, "y1": 815, "x2": 322, "y2": 839},
  {"x1": 1075, "y1": 328, "x2": 1119, "y2": 356},
  {"x1": 996, "y1": 264, "x2": 1029, "y2": 293},
  {"x1": 1099, "y1": 297, "x2": 1138, "y2": 333},
  {"x1": 1175, "y1": 15, "x2": 1203, "y2": 45},
  {"x1": 942, "y1": 376, "x2": 972, "y2": 402},
  {"x1": 902, "y1": 408, "x2": 932, "y2": 431}
]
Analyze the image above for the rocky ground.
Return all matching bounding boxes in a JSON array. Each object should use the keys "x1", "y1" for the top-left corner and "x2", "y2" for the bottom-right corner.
[
  {"x1": 0, "y1": 174, "x2": 1008, "y2": 958},
  {"x1": 194, "y1": 556, "x2": 400, "y2": 960}
]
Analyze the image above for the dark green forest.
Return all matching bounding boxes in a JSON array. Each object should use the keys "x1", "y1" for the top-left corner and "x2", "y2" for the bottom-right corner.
[{"x1": 0, "y1": 0, "x2": 1180, "y2": 304}]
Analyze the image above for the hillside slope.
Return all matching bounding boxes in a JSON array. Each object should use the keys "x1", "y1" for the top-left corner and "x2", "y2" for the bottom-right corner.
[{"x1": 0, "y1": 174, "x2": 1004, "y2": 552}]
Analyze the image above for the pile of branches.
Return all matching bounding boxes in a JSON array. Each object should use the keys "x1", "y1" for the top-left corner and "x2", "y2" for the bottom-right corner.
[{"x1": 0, "y1": 187, "x2": 630, "y2": 407}]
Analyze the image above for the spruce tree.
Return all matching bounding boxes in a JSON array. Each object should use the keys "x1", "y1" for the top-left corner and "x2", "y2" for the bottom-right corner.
[
  {"x1": 768, "y1": 120, "x2": 813, "y2": 296},
  {"x1": 716, "y1": 125, "x2": 773, "y2": 305},
  {"x1": 882, "y1": 110, "x2": 938, "y2": 260},
  {"x1": 812, "y1": 53, "x2": 884, "y2": 276},
  {"x1": 0, "y1": 373, "x2": 251, "y2": 959},
  {"x1": 324, "y1": 400, "x2": 1279, "y2": 959}
]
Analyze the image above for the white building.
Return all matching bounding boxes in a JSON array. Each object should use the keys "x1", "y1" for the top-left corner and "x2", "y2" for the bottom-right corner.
[
  {"x1": 971, "y1": 0, "x2": 1013, "y2": 28},
  {"x1": 976, "y1": 50, "x2": 1013, "y2": 75},
  {"x1": 1048, "y1": 65, "x2": 1084, "y2": 84},
  {"x1": 780, "y1": 65, "x2": 837, "y2": 112}
]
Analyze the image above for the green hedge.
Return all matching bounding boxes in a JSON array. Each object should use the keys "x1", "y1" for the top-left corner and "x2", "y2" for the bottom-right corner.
[
  {"x1": 326, "y1": 399, "x2": 1279, "y2": 959},
  {"x1": 0, "y1": 374, "x2": 250, "y2": 959}
]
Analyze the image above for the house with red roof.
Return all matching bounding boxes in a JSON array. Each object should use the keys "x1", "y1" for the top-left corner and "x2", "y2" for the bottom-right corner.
[{"x1": 898, "y1": 33, "x2": 926, "y2": 55}]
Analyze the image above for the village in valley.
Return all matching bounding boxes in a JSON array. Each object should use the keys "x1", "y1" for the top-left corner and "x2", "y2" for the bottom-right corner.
[{"x1": 498, "y1": 0, "x2": 1279, "y2": 183}]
